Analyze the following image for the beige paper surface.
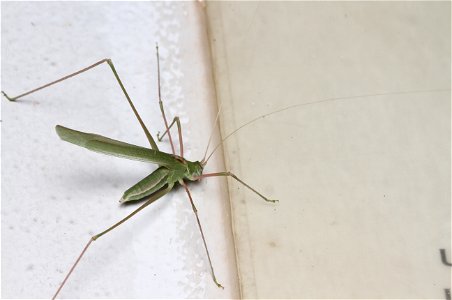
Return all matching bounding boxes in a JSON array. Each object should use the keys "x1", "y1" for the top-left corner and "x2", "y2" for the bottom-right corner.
[{"x1": 206, "y1": 2, "x2": 450, "y2": 298}]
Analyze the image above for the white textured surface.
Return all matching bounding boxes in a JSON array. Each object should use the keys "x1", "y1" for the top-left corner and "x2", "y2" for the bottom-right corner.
[
  {"x1": 207, "y1": 2, "x2": 450, "y2": 299},
  {"x1": 2, "y1": 2, "x2": 238, "y2": 298}
]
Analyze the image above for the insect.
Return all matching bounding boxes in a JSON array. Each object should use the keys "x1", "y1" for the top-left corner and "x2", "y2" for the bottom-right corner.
[
  {"x1": 4, "y1": 46, "x2": 448, "y2": 299},
  {"x1": 2, "y1": 45, "x2": 278, "y2": 299}
]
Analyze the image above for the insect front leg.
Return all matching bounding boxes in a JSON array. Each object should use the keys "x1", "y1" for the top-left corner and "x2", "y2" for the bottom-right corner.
[
  {"x1": 157, "y1": 116, "x2": 184, "y2": 157},
  {"x1": 199, "y1": 172, "x2": 278, "y2": 203}
]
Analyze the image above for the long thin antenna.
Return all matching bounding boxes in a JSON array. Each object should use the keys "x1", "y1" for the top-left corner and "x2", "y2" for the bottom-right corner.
[
  {"x1": 204, "y1": 88, "x2": 450, "y2": 163},
  {"x1": 202, "y1": 101, "x2": 223, "y2": 164}
]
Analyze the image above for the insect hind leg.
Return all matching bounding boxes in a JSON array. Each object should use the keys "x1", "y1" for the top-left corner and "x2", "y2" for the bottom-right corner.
[
  {"x1": 1, "y1": 58, "x2": 159, "y2": 151},
  {"x1": 52, "y1": 185, "x2": 172, "y2": 299}
]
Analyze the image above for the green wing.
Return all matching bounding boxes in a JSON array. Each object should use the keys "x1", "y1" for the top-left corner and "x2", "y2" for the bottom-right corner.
[{"x1": 55, "y1": 125, "x2": 184, "y2": 169}]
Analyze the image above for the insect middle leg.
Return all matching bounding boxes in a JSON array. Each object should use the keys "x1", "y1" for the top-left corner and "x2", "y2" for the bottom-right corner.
[
  {"x1": 155, "y1": 43, "x2": 178, "y2": 155},
  {"x1": 180, "y1": 180, "x2": 224, "y2": 289}
]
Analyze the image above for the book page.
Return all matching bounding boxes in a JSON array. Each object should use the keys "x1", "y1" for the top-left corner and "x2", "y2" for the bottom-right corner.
[{"x1": 206, "y1": 2, "x2": 450, "y2": 298}]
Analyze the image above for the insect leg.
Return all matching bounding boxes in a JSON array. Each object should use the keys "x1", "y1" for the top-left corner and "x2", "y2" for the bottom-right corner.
[
  {"x1": 1, "y1": 59, "x2": 159, "y2": 151},
  {"x1": 180, "y1": 181, "x2": 224, "y2": 289},
  {"x1": 2, "y1": 60, "x2": 107, "y2": 102},
  {"x1": 52, "y1": 185, "x2": 173, "y2": 299},
  {"x1": 200, "y1": 172, "x2": 278, "y2": 203},
  {"x1": 157, "y1": 116, "x2": 184, "y2": 157},
  {"x1": 155, "y1": 44, "x2": 176, "y2": 155}
]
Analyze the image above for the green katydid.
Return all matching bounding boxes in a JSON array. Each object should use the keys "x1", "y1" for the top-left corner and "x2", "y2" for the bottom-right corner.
[
  {"x1": 2, "y1": 45, "x2": 277, "y2": 299},
  {"x1": 3, "y1": 45, "x2": 449, "y2": 299}
]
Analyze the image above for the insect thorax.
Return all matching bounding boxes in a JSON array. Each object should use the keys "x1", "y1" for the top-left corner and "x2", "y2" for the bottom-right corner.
[{"x1": 184, "y1": 160, "x2": 203, "y2": 181}]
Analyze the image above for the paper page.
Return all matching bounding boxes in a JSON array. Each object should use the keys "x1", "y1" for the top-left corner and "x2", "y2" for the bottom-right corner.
[
  {"x1": 2, "y1": 2, "x2": 238, "y2": 298},
  {"x1": 206, "y1": 2, "x2": 450, "y2": 298}
]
